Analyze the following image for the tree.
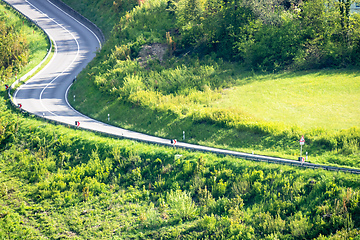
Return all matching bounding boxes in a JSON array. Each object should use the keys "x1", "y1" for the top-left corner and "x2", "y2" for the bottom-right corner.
[{"x1": 338, "y1": 0, "x2": 352, "y2": 45}]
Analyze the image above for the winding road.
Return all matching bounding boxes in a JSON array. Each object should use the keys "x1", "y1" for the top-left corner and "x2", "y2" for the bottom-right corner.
[{"x1": 6, "y1": 0, "x2": 360, "y2": 174}]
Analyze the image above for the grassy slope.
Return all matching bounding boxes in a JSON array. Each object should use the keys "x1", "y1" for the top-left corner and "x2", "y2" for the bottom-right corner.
[
  {"x1": 60, "y1": 0, "x2": 137, "y2": 38},
  {"x1": 0, "y1": 1, "x2": 49, "y2": 83},
  {"x1": 1, "y1": 2, "x2": 360, "y2": 239},
  {"x1": 70, "y1": 77, "x2": 360, "y2": 170},
  {"x1": 1, "y1": 98, "x2": 360, "y2": 239},
  {"x1": 65, "y1": 0, "x2": 360, "y2": 169}
]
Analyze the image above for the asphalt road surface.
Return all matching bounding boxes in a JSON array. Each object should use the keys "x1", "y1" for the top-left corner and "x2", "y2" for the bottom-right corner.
[{"x1": 6, "y1": 0, "x2": 360, "y2": 174}]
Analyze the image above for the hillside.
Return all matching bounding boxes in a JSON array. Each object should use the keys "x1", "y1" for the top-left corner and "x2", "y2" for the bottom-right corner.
[
  {"x1": 1, "y1": 87, "x2": 360, "y2": 239},
  {"x1": 1, "y1": 1, "x2": 360, "y2": 239},
  {"x1": 66, "y1": 0, "x2": 360, "y2": 168},
  {"x1": 0, "y1": 1, "x2": 48, "y2": 81}
]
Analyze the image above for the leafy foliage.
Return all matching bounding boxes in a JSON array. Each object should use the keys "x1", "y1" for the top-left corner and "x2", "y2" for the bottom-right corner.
[
  {"x1": 171, "y1": 0, "x2": 360, "y2": 70},
  {"x1": 0, "y1": 1, "x2": 48, "y2": 84},
  {"x1": 0, "y1": 7, "x2": 29, "y2": 78}
]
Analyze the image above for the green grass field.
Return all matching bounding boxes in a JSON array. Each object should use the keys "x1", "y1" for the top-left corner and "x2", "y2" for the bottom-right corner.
[
  {"x1": 1, "y1": 94, "x2": 360, "y2": 239},
  {"x1": 69, "y1": 67, "x2": 360, "y2": 167},
  {"x1": 64, "y1": 0, "x2": 360, "y2": 171},
  {"x1": 61, "y1": 0, "x2": 360, "y2": 170},
  {"x1": 212, "y1": 69, "x2": 360, "y2": 130}
]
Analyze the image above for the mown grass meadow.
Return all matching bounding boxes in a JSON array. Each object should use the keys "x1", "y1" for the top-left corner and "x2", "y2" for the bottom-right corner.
[{"x1": 211, "y1": 69, "x2": 360, "y2": 130}]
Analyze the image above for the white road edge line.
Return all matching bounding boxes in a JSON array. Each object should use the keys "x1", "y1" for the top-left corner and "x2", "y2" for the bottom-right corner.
[
  {"x1": 47, "y1": 1, "x2": 114, "y2": 127},
  {"x1": 46, "y1": 0, "x2": 102, "y2": 48},
  {"x1": 19, "y1": 0, "x2": 80, "y2": 119},
  {"x1": 8, "y1": 0, "x2": 359, "y2": 174},
  {"x1": 13, "y1": 1, "x2": 57, "y2": 106},
  {"x1": 46, "y1": 0, "x2": 104, "y2": 121},
  {"x1": 14, "y1": 0, "x2": 120, "y2": 130}
]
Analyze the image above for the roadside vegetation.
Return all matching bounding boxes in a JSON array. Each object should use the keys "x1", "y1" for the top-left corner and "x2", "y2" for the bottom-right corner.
[
  {"x1": 1, "y1": 1, "x2": 360, "y2": 239},
  {"x1": 1, "y1": 94, "x2": 360, "y2": 239},
  {"x1": 0, "y1": 1, "x2": 48, "y2": 84},
  {"x1": 67, "y1": 0, "x2": 360, "y2": 168}
]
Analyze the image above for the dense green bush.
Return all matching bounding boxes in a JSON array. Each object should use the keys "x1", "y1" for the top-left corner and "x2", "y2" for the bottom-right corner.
[
  {"x1": 62, "y1": 0, "x2": 138, "y2": 38},
  {"x1": 170, "y1": 0, "x2": 360, "y2": 70},
  {"x1": 0, "y1": 1, "x2": 48, "y2": 84},
  {"x1": 0, "y1": 9, "x2": 29, "y2": 78}
]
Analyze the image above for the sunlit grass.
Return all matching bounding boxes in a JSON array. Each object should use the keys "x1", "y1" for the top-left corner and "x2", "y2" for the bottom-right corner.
[
  {"x1": 67, "y1": 0, "x2": 360, "y2": 167},
  {"x1": 70, "y1": 65, "x2": 360, "y2": 166},
  {"x1": 212, "y1": 69, "x2": 360, "y2": 130},
  {"x1": 0, "y1": 1, "x2": 49, "y2": 81}
]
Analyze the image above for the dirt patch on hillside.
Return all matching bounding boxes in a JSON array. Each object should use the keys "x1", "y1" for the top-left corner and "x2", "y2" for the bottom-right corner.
[{"x1": 138, "y1": 43, "x2": 167, "y2": 67}]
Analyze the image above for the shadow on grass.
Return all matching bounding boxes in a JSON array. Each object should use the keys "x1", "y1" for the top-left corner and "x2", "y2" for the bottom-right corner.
[
  {"x1": 74, "y1": 91, "x2": 279, "y2": 153},
  {"x1": 269, "y1": 67, "x2": 360, "y2": 81},
  {"x1": 68, "y1": 78, "x2": 302, "y2": 156}
]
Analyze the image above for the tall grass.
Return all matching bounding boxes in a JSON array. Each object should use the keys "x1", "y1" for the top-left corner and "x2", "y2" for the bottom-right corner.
[
  {"x1": 70, "y1": 57, "x2": 360, "y2": 167},
  {"x1": 61, "y1": 0, "x2": 138, "y2": 38}
]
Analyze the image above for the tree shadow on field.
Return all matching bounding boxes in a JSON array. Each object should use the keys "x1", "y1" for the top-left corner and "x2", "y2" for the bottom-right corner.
[
  {"x1": 268, "y1": 67, "x2": 360, "y2": 81},
  {"x1": 101, "y1": 99, "x2": 272, "y2": 152},
  {"x1": 69, "y1": 78, "x2": 301, "y2": 157}
]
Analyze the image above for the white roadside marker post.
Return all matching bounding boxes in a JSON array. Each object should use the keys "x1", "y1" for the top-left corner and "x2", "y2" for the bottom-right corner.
[{"x1": 299, "y1": 135, "x2": 305, "y2": 162}]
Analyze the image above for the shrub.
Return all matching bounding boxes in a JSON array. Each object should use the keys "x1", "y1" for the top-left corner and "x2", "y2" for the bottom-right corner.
[{"x1": 166, "y1": 189, "x2": 197, "y2": 221}]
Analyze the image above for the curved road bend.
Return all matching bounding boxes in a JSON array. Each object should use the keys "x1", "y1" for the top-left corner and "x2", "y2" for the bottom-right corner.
[
  {"x1": 8, "y1": 0, "x2": 186, "y2": 145},
  {"x1": 7, "y1": 0, "x2": 360, "y2": 174}
]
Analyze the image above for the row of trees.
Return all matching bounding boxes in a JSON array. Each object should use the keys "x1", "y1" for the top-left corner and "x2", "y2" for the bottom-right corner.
[{"x1": 171, "y1": 0, "x2": 360, "y2": 70}]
